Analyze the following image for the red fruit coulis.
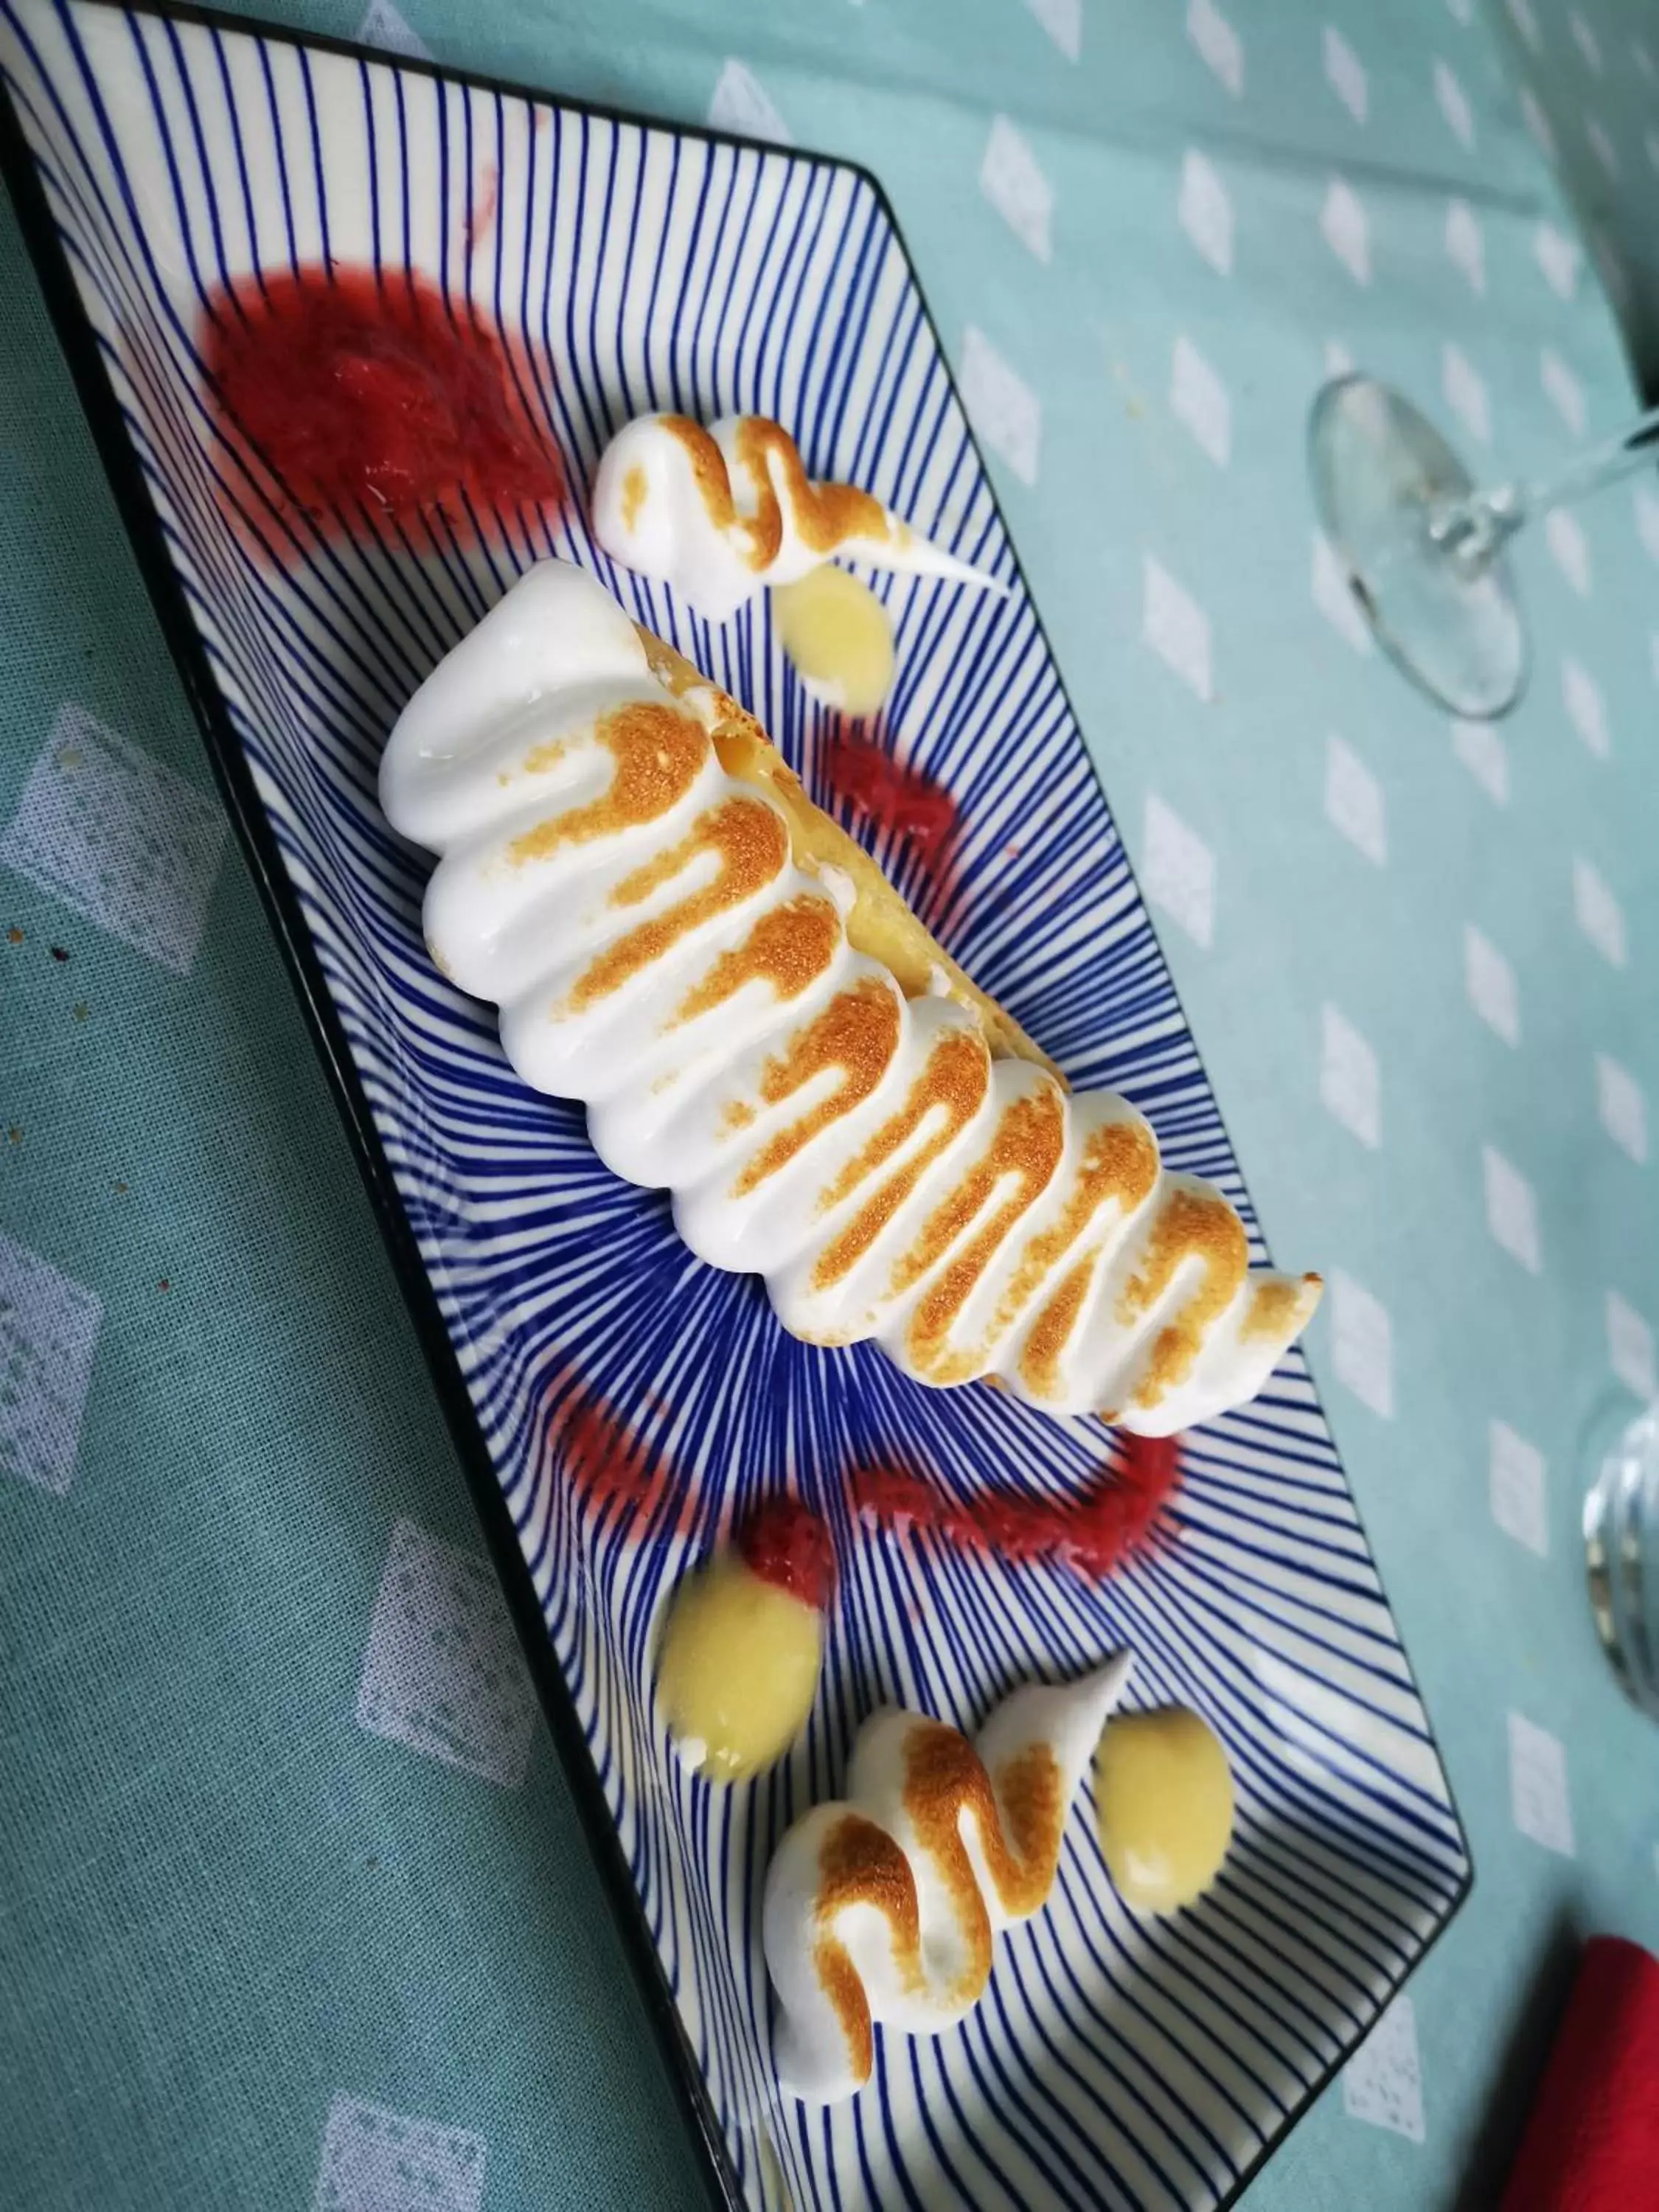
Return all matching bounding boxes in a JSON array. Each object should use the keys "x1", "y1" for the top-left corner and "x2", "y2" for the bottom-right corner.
[
  {"x1": 736, "y1": 1497, "x2": 836, "y2": 1610},
  {"x1": 201, "y1": 265, "x2": 563, "y2": 546},
  {"x1": 818, "y1": 721, "x2": 958, "y2": 863},
  {"x1": 853, "y1": 1432, "x2": 1183, "y2": 1581},
  {"x1": 549, "y1": 1363, "x2": 1180, "y2": 1587},
  {"x1": 549, "y1": 1376, "x2": 702, "y2": 1548}
]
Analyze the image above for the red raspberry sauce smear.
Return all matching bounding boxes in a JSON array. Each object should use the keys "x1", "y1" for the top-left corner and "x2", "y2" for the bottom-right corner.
[
  {"x1": 735, "y1": 1498, "x2": 837, "y2": 1611},
  {"x1": 202, "y1": 265, "x2": 563, "y2": 549},
  {"x1": 854, "y1": 1433, "x2": 1183, "y2": 1581},
  {"x1": 818, "y1": 726, "x2": 958, "y2": 861},
  {"x1": 547, "y1": 1366, "x2": 1178, "y2": 1588}
]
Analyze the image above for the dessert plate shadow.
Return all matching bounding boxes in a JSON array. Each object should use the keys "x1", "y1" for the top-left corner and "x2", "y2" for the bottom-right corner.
[{"x1": 0, "y1": 3, "x2": 1472, "y2": 2205}]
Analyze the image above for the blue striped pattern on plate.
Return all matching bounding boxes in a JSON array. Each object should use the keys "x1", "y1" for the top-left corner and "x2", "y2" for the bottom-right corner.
[{"x1": 0, "y1": 3, "x2": 1470, "y2": 2204}]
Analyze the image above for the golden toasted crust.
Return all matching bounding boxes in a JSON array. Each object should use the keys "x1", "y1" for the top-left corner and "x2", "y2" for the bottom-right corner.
[{"x1": 636, "y1": 626, "x2": 1061, "y2": 1079}]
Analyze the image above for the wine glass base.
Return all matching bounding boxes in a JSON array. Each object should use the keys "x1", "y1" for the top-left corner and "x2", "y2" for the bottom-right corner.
[{"x1": 1309, "y1": 376, "x2": 1528, "y2": 720}]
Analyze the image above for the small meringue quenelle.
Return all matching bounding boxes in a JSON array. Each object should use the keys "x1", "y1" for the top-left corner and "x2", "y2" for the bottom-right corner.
[
  {"x1": 591, "y1": 411, "x2": 1003, "y2": 622},
  {"x1": 762, "y1": 1652, "x2": 1134, "y2": 2102}
]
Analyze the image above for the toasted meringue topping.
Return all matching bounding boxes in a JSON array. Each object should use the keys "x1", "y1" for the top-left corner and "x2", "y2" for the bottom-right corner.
[
  {"x1": 592, "y1": 412, "x2": 1006, "y2": 621},
  {"x1": 380, "y1": 560, "x2": 1321, "y2": 1432},
  {"x1": 762, "y1": 1655, "x2": 1134, "y2": 2101}
]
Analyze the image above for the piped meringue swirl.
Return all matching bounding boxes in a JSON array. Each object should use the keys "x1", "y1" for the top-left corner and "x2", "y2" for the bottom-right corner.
[
  {"x1": 762, "y1": 1655, "x2": 1135, "y2": 2102},
  {"x1": 592, "y1": 412, "x2": 1004, "y2": 620},
  {"x1": 380, "y1": 559, "x2": 1320, "y2": 1433}
]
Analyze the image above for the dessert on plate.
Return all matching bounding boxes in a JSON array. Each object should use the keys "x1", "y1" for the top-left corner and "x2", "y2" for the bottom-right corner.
[
  {"x1": 592, "y1": 411, "x2": 1004, "y2": 621},
  {"x1": 656, "y1": 1500, "x2": 834, "y2": 1782},
  {"x1": 762, "y1": 1655, "x2": 1135, "y2": 2101},
  {"x1": 380, "y1": 558, "x2": 1320, "y2": 1433}
]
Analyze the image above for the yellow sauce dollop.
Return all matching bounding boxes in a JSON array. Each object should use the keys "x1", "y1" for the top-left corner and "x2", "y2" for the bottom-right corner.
[
  {"x1": 1095, "y1": 1706, "x2": 1234, "y2": 1913},
  {"x1": 771, "y1": 563, "x2": 895, "y2": 718},
  {"x1": 657, "y1": 1554, "x2": 823, "y2": 1782}
]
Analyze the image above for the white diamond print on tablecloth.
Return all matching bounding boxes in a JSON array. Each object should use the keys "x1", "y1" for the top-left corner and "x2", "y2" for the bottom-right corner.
[
  {"x1": 0, "y1": 1230, "x2": 102, "y2": 1498},
  {"x1": 708, "y1": 58, "x2": 790, "y2": 144},
  {"x1": 1326, "y1": 734, "x2": 1386, "y2": 863},
  {"x1": 1453, "y1": 717, "x2": 1509, "y2": 805},
  {"x1": 1570, "y1": 9, "x2": 1603, "y2": 72},
  {"x1": 1562, "y1": 658, "x2": 1609, "y2": 756},
  {"x1": 981, "y1": 116, "x2": 1053, "y2": 261},
  {"x1": 1638, "y1": 37, "x2": 1657, "y2": 80},
  {"x1": 1635, "y1": 483, "x2": 1659, "y2": 563},
  {"x1": 1434, "y1": 58, "x2": 1474, "y2": 147},
  {"x1": 356, "y1": 0, "x2": 428, "y2": 58},
  {"x1": 959, "y1": 326, "x2": 1040, "y2": 486},
  {"x1": 1342, "y1": 1994, "x2": 1425, "y2": 2141},
  {"x1": 1465, "y1": 925, "x2": 1519, "y2": 1046},
  {"x1": 1545, "y1": 510, "x2": 1590, "y2": 597},
  {"x1": 1588, "y1": 229, "x2": 1631, "y2": 316},
  {"x1": 1447, "y1": 0, "x2": 1475, "y2": 24},
  {"x1": 1506, "y1": 0, "x2": 1540, "y2": 53},
  {"x1": 1519, "y1": 86, "x2": 1556, "y2": 161},
  {"x1": 1484, "y1": 1146, "x2": 1542, "y2": 1274},
  {"x1": 1178, "y1": 148, "x2": 1234, "y2": 274},
  {"x1": 1170, "y1": 334, "x2": 1231, "y2": 466},
  {"x1": 1026, "y1": 0, "x2": 1081, "y2": 62},
  {"x1": 1324, "y1": 338, "x2": 1356, "y2": 379},
  {"x1": 1490, "y1": 1421, "x2": 1548, "y2": 1557},
  {"x1": 1331, "y1": 1270, "x2": 1393, "y2": 1418},
  {"x1": 1608, "y1": 1291, "x2": 1657, "y2": 1399},
  {"x1": 1541, "y1": 349, "x2": 1587, "y2": 438},
  {"x1": 1324, "y1": 27, "x2": 1367, "y2": 123},
  {"x1": 1534, "y1": 223, "x2": 1579, "y2": 299},
  {"x1": 1320, "y1": 178, "x2": 1369, "y2": 283},
  {"x1": 1596, "y1": 1055, "x2": 1648, "y2": 1165},
  {"x1": 1586, "y1": 117, "x2": 1618, "y2": 178},
  {"x1": 1141, "y1": 793, "x2": 1215, "y2": 949},
  {"x1": 1573, "y1": 856, "x2": 1626, "y2": 968},
  {"x1": 1320, "y1": 1004, "x2": 1380, "y2": 1150},
  {"x1": 356, "y1": 1518, "x2": 538, "y2": 1785},
  {"x1": 1187, "y1": 0, "x2": 1242, "y2": 97},
  {"x1": 0, "y1": 704, "x2": 228, "y2": 975},
  {"x1": 1313, "y1": 535, "x2": 1373, "y2": 655},
  {"x1": 1445, "y1": 199, "x2": 1485, "y2": 293},
  {"x1": 1646, "y1": 128, "x2": 1659, "y2": 174},
  {"x1": 312, "y1": 2096, "x2": 486, "y2": 2212},
  {"x1": 1509, "y1": 1714, "x2": 1575, "y2": 1857},
  {"x1": 1442, "y1": 344, "x2": 1489, "y2": 445},
  {"x1": 1142, "y1": 554, "x2": 1213, "y2": 699}
]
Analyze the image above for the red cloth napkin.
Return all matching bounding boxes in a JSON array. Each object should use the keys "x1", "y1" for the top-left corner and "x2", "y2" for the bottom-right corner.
[{"x1": 1500, "y1": 1935, "x2": 1659, "y2": 2211}]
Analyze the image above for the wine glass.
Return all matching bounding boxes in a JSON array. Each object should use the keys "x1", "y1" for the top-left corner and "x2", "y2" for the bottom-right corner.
[
  {"x1": 1307, "y1": 374, "x2": 1659, "y2": 720},
  {"x1": 1584, "y1": 1400, "x2": 1659, "y2": 1722}
]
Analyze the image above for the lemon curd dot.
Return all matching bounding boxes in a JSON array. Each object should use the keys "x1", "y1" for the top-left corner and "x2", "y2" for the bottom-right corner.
[
  {"x1": 1095, "y1": 1706, "x2": 1235, "y2": 1913},
  {"x1": 657, "y1": 1554, "x2": 823, "y2": 1782},
  {"x1": 772, "y1": 564, "x2": 896, "y2": 718}
]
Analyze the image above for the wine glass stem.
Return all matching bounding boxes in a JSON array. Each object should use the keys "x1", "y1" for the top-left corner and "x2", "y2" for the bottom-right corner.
[{"x1": 1430, "y1": 400, "x2": 1659, "y2": 577}]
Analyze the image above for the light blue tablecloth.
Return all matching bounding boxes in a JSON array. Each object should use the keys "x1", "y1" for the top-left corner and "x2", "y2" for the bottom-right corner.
[{"x1": 4, "y1": 1, "x2": 1658, "y2": 2206}]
